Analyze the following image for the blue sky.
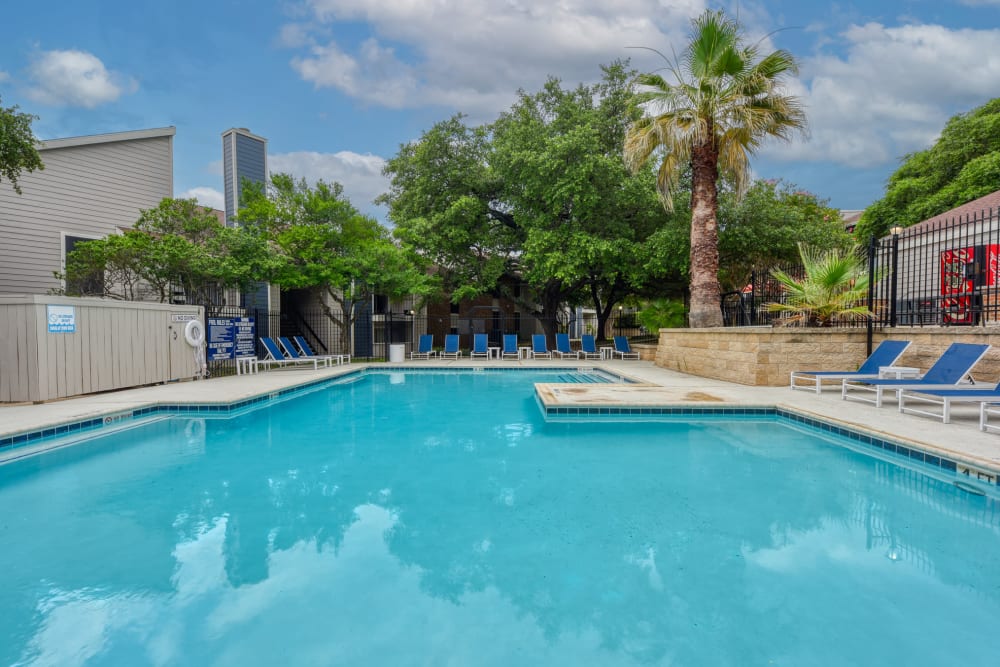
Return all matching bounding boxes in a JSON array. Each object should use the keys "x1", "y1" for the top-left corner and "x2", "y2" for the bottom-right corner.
[{"x1": 2, "y1": 0, "x2": 999, "y2": 221}]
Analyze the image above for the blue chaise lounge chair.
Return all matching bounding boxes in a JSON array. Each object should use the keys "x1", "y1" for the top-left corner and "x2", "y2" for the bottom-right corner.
[
  {"x1": 554, "y1": 333, "x2": 574, "y2": 358},
  {"x1": 531, "y1": 334, "x2": 551, "y2": 359},
  {"x1": 790, "y1": 339, "x2": 910, "y2": 393},
  {"x1": 294, "y1": 335, "x2": 348, "y2": 365},
  {"x1": 502, "y1": 334, "x2": 519, "y2": 360},
  {"x1": 260, "y1": 337, "x2": 321, "y2": 371},
  {"x1": 440, "y1": 334, "x2": 461, "y2": 359},
  {"x1": 411, "y1": 334, "x2": 436, "y2": 360},
  {"x1": 578, "y1": 334, "x2": 600, "y2": 360},
  {"x1": 842, "y1": 342, "x2": 990, "y2": 407},
  {"x1": 470, "y1": 333, "x2": 489, "y2": 359},
  {"x1": 281, "y1": 336, "x2": 339, "y2": 367},
  {"x1": 613, "y1": 336, "x2": 639, "y2": 360}
]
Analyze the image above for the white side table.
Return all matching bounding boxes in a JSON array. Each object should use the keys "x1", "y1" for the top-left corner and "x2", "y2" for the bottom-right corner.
[
  {"x1": 600, "y1": 346, "x2": 614, "y2": 360},
  {"x1": 878, "y1": 366, "x2": 920, "y2": 379},
  {"x1": 236, "y1": 356, "x2": 258, "y2": 375},
  {"x1": 487, "y1": 346, "x2": 500, "y2": 360},
  {"x1": 519, "y1": 346, "x2": 532, "y2": 360}
]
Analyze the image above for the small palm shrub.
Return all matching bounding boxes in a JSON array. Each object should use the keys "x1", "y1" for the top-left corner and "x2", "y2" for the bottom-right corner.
[{"x1": 766, "y1": 244, "x2": 876, "y2": 327}]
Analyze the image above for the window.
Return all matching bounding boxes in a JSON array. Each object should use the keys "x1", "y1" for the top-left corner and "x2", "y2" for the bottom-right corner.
[
  {"x1": 373, "y1": 294, "x2": 389, "y2": 314},
  {"x1": 63, "y1": 235, "x2": 104, "y2": 296}
]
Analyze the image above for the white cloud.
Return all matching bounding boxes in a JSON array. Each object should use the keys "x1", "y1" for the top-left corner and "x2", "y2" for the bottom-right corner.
[
  {"x1": 0, "y1": 70, "x2": 9, "y2": 83},
  {"x1": 767, "y1": 22, "x2": 1000, "y2": 167},
  {"x1": 270, "y1": 150, "x2": 390, "y2": 217},
  {"x1": 179, "y1": 186, "x2": 225, "y2": 211},
  {"x1": 287, "y1": 0, "x2": 705, "y2": 114},
  {"x1": 26, "y1": 50, "x2": 136, "y2": 108}
]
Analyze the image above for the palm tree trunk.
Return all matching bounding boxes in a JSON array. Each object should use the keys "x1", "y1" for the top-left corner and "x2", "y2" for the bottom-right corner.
[{"x1": 688, "y1": 140, "x2": 723, "y2": 328}]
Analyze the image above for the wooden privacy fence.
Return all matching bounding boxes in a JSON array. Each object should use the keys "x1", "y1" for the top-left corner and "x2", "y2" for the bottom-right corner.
[{"x1": 0, "y1": 295, "x2": 202, "y2": 402}]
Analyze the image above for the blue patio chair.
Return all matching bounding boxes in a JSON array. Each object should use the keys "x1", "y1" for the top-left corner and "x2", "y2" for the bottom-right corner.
[
  {"x1": 790, "y1": 340, "x2": 911, "y2": 394},
  {"x1": 553, "y1": 333, "x2": 574, "y2": 358},
  {"x1": 294, "y1": 335, "x2": 348, "y2": 365},
  {"x1": 440, "y1": 334, "x2": 461, "y2": 359},
  {"x1": 259, "y1": 337, "x2": 320, "y2": 371},
  {"x1": 411, "y1": 334, "x2": 436, "y2": 360},
  {"x1": 612, "y1": 336, "x2": 639, "y2": 360},
  {"x1": 531, "y1": 334, "x2": 551, "y2": 359},
  {"x1": 842, "y1": 342, "x2": 991, "y2": 407},
  {"x1": 470, "y1": 333, "x2": 489, "y2": 359},
  {"x1": 578, "y1": 334, "x2": 600, "y2": 360},
  {"x1": 502, "y1": 334, "x2": 519, "y2": 360}
]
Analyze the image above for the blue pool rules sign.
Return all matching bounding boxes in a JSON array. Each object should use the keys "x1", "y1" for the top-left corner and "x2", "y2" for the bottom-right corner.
[
  {"x1": 206, "y1": 317, "x2": 256, "y2": 361},
  {"x1": 46, "y1": 305, "x2": 76, "y2": 333}
]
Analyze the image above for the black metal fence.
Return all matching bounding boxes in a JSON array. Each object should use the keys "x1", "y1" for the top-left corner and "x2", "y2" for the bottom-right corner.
[
  {"x1": 870, "y1": 206, "x2": 1000, "y2": 328},
  {"x1": 201, "y1": 305, "x2": 649, "y2": 376},
  {"x1": 722, "y1": 205, "x2": 1000, "y2": 331}
]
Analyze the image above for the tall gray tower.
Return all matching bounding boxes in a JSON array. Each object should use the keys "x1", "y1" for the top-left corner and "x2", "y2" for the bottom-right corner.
[
  {"x1": 222, "y1": 128, "x2": 271, "y2": 314},
  {"x1": 222, "y1": 127, "x2": 268, "y2": 225}
]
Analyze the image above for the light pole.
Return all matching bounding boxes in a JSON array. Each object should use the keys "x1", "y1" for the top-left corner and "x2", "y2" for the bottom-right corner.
[{"x1": 889, "y1": 226, "x2": 903, "y2": 328}]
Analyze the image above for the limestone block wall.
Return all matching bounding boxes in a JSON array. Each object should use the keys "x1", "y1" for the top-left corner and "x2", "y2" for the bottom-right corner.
[{"x1": 655, "y1": 326, "x2": 1000, "y2": 386}]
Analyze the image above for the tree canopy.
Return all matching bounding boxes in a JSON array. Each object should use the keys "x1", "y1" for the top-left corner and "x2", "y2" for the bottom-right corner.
[
  {"x1": 857, "y1": 97, "x2": 1000, "y2": 239},
  {"x1": 624, "y1": 9, "x2": 806, "y2": 327},
  {"x1": 382, "y1": 61, "x2": 672, "y2": 339},
  {"x1": 239, "y1": 174, "x2": 437, "y2": 354},
  {"x1": 59, "y1": 198, "x2": 264, "y2": 302},
  {"x1": 0, "y1": 96, "x2": 44, "y2": 194},
  {"x1": 716, "y1": 180, "x2": 848, "y2": 291}
]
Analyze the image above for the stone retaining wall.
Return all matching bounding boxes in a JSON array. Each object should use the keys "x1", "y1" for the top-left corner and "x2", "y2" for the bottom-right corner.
[{"x1": 655, "y1": 326, "x2": 1000, "y2": 386}]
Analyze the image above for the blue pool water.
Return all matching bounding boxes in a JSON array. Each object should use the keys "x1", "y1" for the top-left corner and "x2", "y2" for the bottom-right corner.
[{"x1": 1, "y1": 369, "x2": 999, "y2": 666}]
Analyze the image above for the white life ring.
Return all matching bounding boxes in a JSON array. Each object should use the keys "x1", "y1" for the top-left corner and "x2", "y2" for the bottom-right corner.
[{"x1": 184, "y1": 319, "x2": 205, "y2": 347}]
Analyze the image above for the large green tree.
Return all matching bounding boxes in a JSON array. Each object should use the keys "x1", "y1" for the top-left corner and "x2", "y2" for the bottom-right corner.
[
  {"x1": 383, "y1": 62, "x2": 670, "y2": 340},
  {"x1": 857, "y1": 98, "x2": 1000, "y2": 240},
  {"x1": 239, "y1": 174, "x2": 436, "y2": 355},
  {"x1": 0, "y1": 96, "x2": 44, "y2": 194},
  {"x1": 716, "y1": 180, "x2": 848, "y2": 291},
  {"x1": 624, "y1": 9, "x2": 806, "y2": 327},
  {"x1": 59, "y1": 198, "x2": 264, "y2": 302}
]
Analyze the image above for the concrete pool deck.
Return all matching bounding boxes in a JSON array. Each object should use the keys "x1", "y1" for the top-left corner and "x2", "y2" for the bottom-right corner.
[{"x1": 1, "y1": 359, "x2": 998, "y2": 477}]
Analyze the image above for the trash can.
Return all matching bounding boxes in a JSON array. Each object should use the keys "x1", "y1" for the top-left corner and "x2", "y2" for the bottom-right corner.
[{"x1": 389, "y1": 343, "x2": 405, "y2": 363}]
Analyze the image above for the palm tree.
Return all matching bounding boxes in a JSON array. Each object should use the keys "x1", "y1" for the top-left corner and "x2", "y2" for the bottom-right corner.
[
  {"x1": 766, "y1": 244, "x2": 876, "y2": 327},
  {"x1": 624, "y1": 9, "x2": 806, "y2": 327}
]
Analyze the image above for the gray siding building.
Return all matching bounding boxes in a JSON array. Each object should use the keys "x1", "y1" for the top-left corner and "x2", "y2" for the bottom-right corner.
[
  {"x1": 222, "y1": 127, "x2": 267, "y2": 224},
  {"x1": 0, "y1": 127, "x2": 175, "y2": 295}
]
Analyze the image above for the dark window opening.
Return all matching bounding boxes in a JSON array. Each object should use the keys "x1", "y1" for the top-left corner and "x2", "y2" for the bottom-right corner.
[{"x1": 64, "y1": 235, "x2": 104, "y2": 296}]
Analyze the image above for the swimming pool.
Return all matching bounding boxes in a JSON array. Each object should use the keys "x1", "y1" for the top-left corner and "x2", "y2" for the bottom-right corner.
[{"x1": 2, "y1": 369, "x2": 998, "y2": 666}]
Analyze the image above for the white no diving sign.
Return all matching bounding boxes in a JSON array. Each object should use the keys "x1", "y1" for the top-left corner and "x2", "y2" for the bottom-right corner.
[{"x1": 47, "y1": 305, "x2": 76, "y2": 333}]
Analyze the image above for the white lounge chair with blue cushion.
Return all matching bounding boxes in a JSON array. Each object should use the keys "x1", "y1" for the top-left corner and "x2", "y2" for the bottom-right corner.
[
  {"x1": 294, "y1": 335, "x2": 348, "y2": 365},
  {"x1": 260, "y1": 337, "x2": 320, "y2": 371},
  {"x1": 577, "y1": 334, "x2": 600, "y2": 360},
  {"x1": 440, "y1": 334, "x2": 461, "y2": 359},
  {"x1": 553, "y1": 333, "x2": 574, "y2": 358},
  {"x1": 842, "y1": 342, "x2": 990, "y2": 407},
  {"x1": 531, "y1": 334, "x2": 551, "y2": 359},
  {"x1": 411, "y1": 334, "x2": 436, "y2": 360},
  {"x1": 899, "y1": 381, "x2": 1000, "y2": 424},
  {"x1": 613, "y1": 336, "x2": 639, "y2": 360},
  {"x1": 502, "y1": 334, "x2": 519, "y2": 360},
  {"x1": 470, "y1": 333, "x2": 489, "y2": 359},
  {"x1": 790, "y1": 339, "x2": 910, "y2": 393}
]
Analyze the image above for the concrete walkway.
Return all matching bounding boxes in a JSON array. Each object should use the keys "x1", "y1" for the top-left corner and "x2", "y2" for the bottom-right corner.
[{"x1": 1, "y1": 359, "x2": 998, "y2": 475}]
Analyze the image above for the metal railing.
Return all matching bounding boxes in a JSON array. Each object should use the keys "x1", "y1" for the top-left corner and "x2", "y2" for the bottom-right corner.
[{"x1": 722, "y1": 205, "x2": 1000, "y2": 333}]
